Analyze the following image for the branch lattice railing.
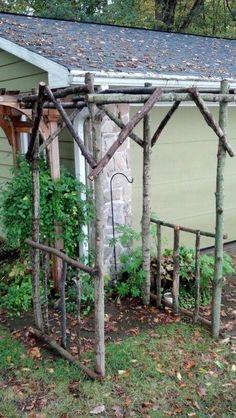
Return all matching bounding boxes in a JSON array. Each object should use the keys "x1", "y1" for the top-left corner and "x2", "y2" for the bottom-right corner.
[
  {"x1": 150, "y1": 218, "x2": 228, "y2": 329},
  {"x1": 25, "y1": 239, "x2": 99, "y2": 380}
]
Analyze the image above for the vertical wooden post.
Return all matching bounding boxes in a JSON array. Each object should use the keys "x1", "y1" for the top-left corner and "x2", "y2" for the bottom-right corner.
[
  {"x1": 193, "y1": 230, "x2": 201, "y2": 324},
  {"x1": 156, "y1": 222, "x2": 162, "y2": 308},
  {"x1": 42, "y1": 249, "x2": 50, "y2": 331},
  {"x1": 86, "y1": 73, "x2": 105, "y2": 377},
  {"x1": 31, "y1": 91, "x2": 43, "y2": 331},
  {"x1": 73, "y1": 274, "x2": 82, "y2": 358},
  {"x1": 212, "y1": 79, "x2": 229, "y2": 339},
  {"x1": 60, "y1": 259, "x2": 67, "y2": 349},
  {"x1": 172, "y1": 227, "x2": 180, "y2": 315},
  {"x1": 47, "y1": 114, "x2": 63, "y2": 290},
  {"x1": 142, "y1": 83, "x2": 152, "y2": 306}
]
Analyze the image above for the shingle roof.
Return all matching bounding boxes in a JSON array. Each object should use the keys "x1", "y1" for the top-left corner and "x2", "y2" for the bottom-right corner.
[{"x1": 0, "y1": 12, "x2": 236, "y2": 79}]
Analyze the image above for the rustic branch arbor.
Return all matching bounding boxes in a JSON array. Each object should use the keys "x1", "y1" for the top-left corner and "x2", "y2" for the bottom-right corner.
[{"x1": 1, "y1": 75, "x2": 234, "y2": 378}]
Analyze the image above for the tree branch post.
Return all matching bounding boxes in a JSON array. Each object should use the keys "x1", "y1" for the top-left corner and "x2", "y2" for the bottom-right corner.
[
  {"x1": 156, "y1": 222, "x2": 162, "y2": 308},
  {"x1": 88, "y1": 88, "x2": 163, "y2": 180},
  {"x1": 31, "y1": 88, "x2": 44, "y2": 331},
  {"x1": 60, "y1": 260, "x2": 67, "y2": 349},
  {"x1": 172, "y1": 226, "x2": 180, "y2": 315},
  {"x1": 142, "y1": 83, "x2": 152, "y2": 306},
  {"x1": 212, "y1": 80, "x2": 229, "y2": 339},
  {"x1": 189, "y1": 87, "x2": 234, "y2": 157},
  {"x1": 86, "y1": 73, "x2": 105, "y2": 377},
  {"x1": 26, "y1": 82, "x2": 46, "y2": 161},
  {"x1": 44, "y1": 85, "x2": 96, "y2": 168},
  {"x1": 151, "y1": 101, "x2": 181, "y2": 147},
  {"x1": 193, "y1": 230, "x2": 201, "y2": 324}
]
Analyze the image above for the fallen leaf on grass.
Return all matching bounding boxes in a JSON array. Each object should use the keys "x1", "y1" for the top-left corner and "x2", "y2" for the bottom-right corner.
[
  {"x1": 184, "y1": 360, "x2": 196, "y2": 370},
  {"x1": 28, "y1": 347, "x2": 42, "y2": 360},
  {"x1": 123, "y1": 396, "x2": 132, "y2": 407},
  {"x1": 231, "y1": 364, "x2": 236, "y2": 372},
  {"x1": 129, "y1": 327, "x2": 139, "y2": 336},
  {"x1": 197, "y1": 385, "x2": 206, "y2": 397},
  {"x1": 118, "y1": 370, "x2": 130, "y2": 378},
  {"x1": 176, "y1": 372, "x2": 182, "y2": 381},
  {"x1": 112, "y1": 405, "x2": 124, "y2": 418},
  {"x1": 90, "y1": 405, "x2": 106, "y2": 415},
  {"x1": 46, "y1": 368, "x2": 54, "y2": 374}
]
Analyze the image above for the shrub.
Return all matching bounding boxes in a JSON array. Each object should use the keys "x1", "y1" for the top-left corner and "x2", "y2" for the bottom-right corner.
[{"x1": 0, "y1": 158, "x2": 94, "y2": 258}]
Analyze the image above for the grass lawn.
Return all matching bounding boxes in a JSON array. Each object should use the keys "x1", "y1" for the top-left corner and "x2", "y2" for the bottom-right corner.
[{"x1": 0, "y1": 322, "x2": 235, "y2": 417}]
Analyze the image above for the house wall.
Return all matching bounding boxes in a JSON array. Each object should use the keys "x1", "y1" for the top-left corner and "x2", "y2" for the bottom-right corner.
[
  {"x1": 0, "y1": 50, "x2": 48, "y2": 189},
  {"x1": 130, "y1": 105, "x2": 236, "y2": 250}
]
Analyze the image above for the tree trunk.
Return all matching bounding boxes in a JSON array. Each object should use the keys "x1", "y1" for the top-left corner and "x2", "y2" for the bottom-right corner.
[
  {"x1": 179, "y1": 0, "x2": 205, "y2": 30},
  {"x1": 212, "y1": 79, "x2": 229, "y2": 339}
]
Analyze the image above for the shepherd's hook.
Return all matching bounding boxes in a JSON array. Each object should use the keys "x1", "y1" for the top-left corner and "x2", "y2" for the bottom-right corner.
[{"x1": 110, "y1": 172, "x2": 133, "y2": 280}]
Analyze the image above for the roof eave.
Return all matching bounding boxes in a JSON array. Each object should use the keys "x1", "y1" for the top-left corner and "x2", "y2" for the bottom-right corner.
[
  {"x1": 69, "y1": 69, "x2": 236, "y2": 89},
  {"x1": 0, "y1": 36, "x2": 69, "y2": 88}
]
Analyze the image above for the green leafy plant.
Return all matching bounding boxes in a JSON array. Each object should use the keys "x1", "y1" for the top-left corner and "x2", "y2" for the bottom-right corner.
[
  {"x1": 0, "y1": 158, "x2": 94, "y2": 258},
  {"x1": 110, "y1": 225, "x2": 145, "y2": 298},
  {"x1": 0, "y1": 260, "x2": 32, "y2": 315},
  {"x1": 163, "y1": 246, "x2": 235, "y2": 308}
]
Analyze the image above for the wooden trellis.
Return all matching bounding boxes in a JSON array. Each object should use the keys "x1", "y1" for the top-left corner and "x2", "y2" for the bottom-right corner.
[{"x1": 1, "y1": 74, "x2": 234, "y2": 379}]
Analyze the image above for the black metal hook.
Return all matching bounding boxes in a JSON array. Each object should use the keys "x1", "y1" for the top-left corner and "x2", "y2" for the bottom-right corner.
[{"x1": 109, "y1": 172, "x2": 134, "y2": 278}]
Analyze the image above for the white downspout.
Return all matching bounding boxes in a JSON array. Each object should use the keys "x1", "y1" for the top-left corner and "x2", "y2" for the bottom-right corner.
[{"x1": 73, "y1": 108, "x2": 90, "y2": 257}]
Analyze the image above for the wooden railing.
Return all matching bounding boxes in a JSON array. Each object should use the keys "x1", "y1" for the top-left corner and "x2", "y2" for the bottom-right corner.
[{"x1": 150, "y1": 218, "x2": 227, "y2": 326}]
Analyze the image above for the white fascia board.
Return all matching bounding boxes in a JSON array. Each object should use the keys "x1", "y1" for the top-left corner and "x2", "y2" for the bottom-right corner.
[
  {"x1": 0, "y1": 36, "x2": 69, "y2": 88},
  {"x1": 69, "y1": 69, "x2": 236, "y2": 90}
]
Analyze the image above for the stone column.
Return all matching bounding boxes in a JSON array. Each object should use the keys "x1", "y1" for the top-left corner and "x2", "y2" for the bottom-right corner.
[{"x1": 100, "y1": 104, "x2": 132, "y2": 273}]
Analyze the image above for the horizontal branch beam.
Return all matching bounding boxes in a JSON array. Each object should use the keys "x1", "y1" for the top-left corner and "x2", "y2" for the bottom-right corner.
[
  {"x1": 150, "y1": 293, "x2": 213, "y2": 328},
  {"x1": 189, "y1": 88, "x2": 235, "y2": 157},
  {"x1": 29, "y1": 327, "x2": 100, "y2": 380},
  {"x1": 45, "y1": 86, "x2": 96, "y2": 168},
  {"x1": 151, "y1": 101, "x2": 181, "y2": 147},
  {"x1": 25, "y1": 239, "x2": 96, "y2": 275},
  {"x1": 97, "y1": 104, "x2": 143, "y2": 148},
  {"x1": 87, "y1": 92, "x2": 236, "y2": 105},
  {"x1": 150, "y1": 218, "x2": 228, "y2": 239},
  {"x1": 20, "y1": 84, "x2": 90, "y2": 103},
  {"x1": 88, "y1": 88, "x2": 163, "y2": 180}
]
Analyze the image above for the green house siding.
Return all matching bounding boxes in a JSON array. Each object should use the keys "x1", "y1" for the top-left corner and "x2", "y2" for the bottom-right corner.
[
  {"x1": 0, "y1": 50, "x2": 48, "y2": 236},
  {"x1": 59, "y1": 128, "x2": 75, "y2": 175},
  {"x1": 130, "y1": 105, "x2": 236, "y2": 248}
]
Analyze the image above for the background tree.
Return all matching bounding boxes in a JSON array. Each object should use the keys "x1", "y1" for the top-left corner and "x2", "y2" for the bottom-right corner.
[{"x1": 0, "y1": 0, "x2": 235, "y2": 37}]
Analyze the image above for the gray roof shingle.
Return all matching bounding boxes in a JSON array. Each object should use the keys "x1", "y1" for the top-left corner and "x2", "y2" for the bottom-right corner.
[{"x1": 0, "y1": 12, "x2": 236, "y2": 79}]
